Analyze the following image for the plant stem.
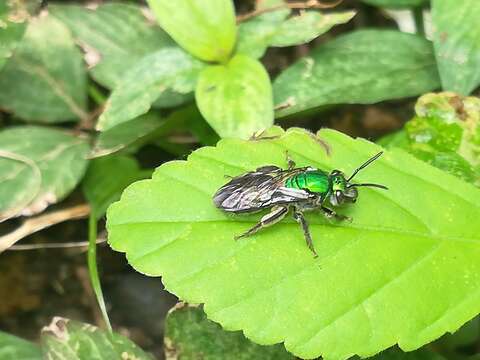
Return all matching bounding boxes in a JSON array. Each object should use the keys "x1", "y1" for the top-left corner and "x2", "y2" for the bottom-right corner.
[
  {"x1": 88, "y1": 212, "x2": 112, "y2": 333},
  {"x1": 88, "y1": 83, "x2": 107, "y2": 106},
  {"x1": 413, "y1": 7, "x2": 425, "y2": 37}
]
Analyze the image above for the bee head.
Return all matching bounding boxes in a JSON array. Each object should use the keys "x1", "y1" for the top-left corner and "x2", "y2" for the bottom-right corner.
[
  {"x1": 328, "y1": 152, "x2": 388, "y2": 207},
  {"x1": 329, "y1": 170, "x2": 358, "y2": 206}
]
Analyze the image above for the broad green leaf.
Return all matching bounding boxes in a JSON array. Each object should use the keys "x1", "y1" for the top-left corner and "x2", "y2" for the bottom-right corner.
[
  {"x1": 269, "y1": 11, "x2": 356, "y2": 47},
  {"x1": 195, "y1": 55, "x2": 274, "y2": 139},
  {"x1": 146, "y1": 0, "x2": 236, "y2": 63},
  {"x1": 83, "y1": 155, "x2": 149, "y2": 219},
  {"x1": 0, "y1": 15, "x2": 87, "y2": 123},
  {"x1": 0, "y1": 331, "x2": 42, "y2": 360},
  {"x1": 0, "y1": 126, "x2": 89, "y2": 221},
  {"x1": 41, "y1": 317, "x2": 154, "y2": 360},
  {"x1": 273, "y1": 30, "x2": 440, "y2": 117},
  {"x1": 432, "y1": 0, "x2": 480, "y2": 95},
  {"x1": 361, "y1": 0, "x2": 427, "y2": 7},
  {"x1": 50, "y1": 3, "x2": 174, "y2": 89},
  {"x1": 165, "y1": 304, "x2": 295, "y2": 359},
  {"x1": 107, "y1": 127, "x2": 480, "y2": 360},
  {"x1": 97, "y1": 48, "x2": 204, "y2": 132},
  {"x1": 0, "y1": 1, "x2": 26, "y2": 71},
  {"x1": 379, "y1": 92, "x2": 480, "y2": 185}
]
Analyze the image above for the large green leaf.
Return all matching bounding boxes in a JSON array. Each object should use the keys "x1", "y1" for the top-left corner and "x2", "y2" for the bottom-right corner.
[
  {"x1": 146, "y1": 0, "x2": 236, "y2": 63},
  {"x1": 431, "y1": 0, "x2": 480, "y2": 95},
  {"x1": 96, "y1": 48, "x2": 204, "y2": 131},
  {"x1": 0, "y1": 1, "x2": 27, "y2": 71},
  {"x1": 0, "y1": 331, "x2": 42, "y2": 360},
  {"x1": 273, "y1": 30, "x2": 440, "y2": 117},
  {"x1": 50, "y1": 3, "x2": 174, "y2": 89},
  {"x1": 165, "y1": 304, "x2": 295, "y2": 359},
  {"x1": 195, "y1": 55, "x2": 273, "y2": 139},
  {"x1": 0, "y1": 15, "x2": 87, "y2": 123},
  {"x1": 41, "y1": 317, "x2": 154, "y2": 359},
  {"x1": 0, "y1": 126, "x2": 89, "y2": 220},
  {"x1": 107, "y1": 127, "x2": 480, "y2": 360},
  {"x1": 361, "y1": 0, "x2": 428, "y2": 7}
]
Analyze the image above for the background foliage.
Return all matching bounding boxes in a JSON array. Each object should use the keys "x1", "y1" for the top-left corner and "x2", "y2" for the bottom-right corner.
[{"x1": 1, "y1": 0, "x2": 480, "y2": 359}]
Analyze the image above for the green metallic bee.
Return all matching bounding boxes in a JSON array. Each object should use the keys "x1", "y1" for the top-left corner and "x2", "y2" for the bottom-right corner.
[{"x1": 213, "y1": 152, "x2": 387, "y2": 257}]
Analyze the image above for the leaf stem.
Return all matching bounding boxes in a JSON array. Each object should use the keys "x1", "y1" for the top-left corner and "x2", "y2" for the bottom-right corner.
[
  {"x1": 88, "y1": 212, "x2": 112, "y2": 333},
  {"x1": 413, "y1": 7, "x2": 425, "y2": 36},
  {"x1": 88, "y1": 83, "x2": 107, "y2": 106}
]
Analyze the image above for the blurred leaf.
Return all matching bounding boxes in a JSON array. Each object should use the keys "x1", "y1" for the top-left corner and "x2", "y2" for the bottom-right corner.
[
  {"x1": 41, "y1": 317, "x2": 154, "y2": 360},
  {"x1": 108, "y1": 127, "x2": 480, "y2": 360},
  {"x1": 436, "y1": 316, "x2": 479, "y2": 353},
  {"x1": 93, "y1": 105, "x2": 206, "y2": 158},
  {"x1": 165, "y1": 305, "x2": 445, "y2": 360},
  {"x1": 237, "y1": 10, "x2": 355, "y2": 59},
  {"x1": 0, "y1": 15, "x2": 87, "y2": 123},
  {"x1": 269, "y1": 11, "x2": 356, "y2": 47},
  {"x1": 97, "y1": 48, "x2": 204, "y2": 132},
  {"x1": 187, "y1": 112, "x2": 220, "y2": 146},
  {"x1": 146, "y1": 0, "x2": 236, "y2": 63},
  {"x1": 92, "y1": 113, "x2": 164, "y2": 158},
  {"x1": 370, "y1": 347, "x2": 445, "y2": 359},
  {"x1": 0, "y1": 126, "x2": 89, "y2": 220},
  {"x1": 0, "y1": 1, "x2": 27, "y2": 71},
  {"x1": 236, "y1": 8, "x2": 288, "y2": 59},
  {"x1": 361, "y1": 0, "x2": 428, "y2": 7},
  {"x1": 83, "y1": 155, "x2": 148, "y2": 219},
  {"x1": 0, "y1": 331, "x2": 42, "y2": 360},
  {"x1": 273, "y1": 30, "x2": 440, "y2": 118},
  {"x1": 195, "y1": 55, "x2": 273, "y2": 139},
  {"x1": 432, "y1": 0, "x2": 480, "y2": 95},
  {"x1": 165, "y1": 304, "x2": 295, "y2": 359},
  {"x1": 50, "y1": 3, "x2": 174, "y2": 89},
  {"x1": 380, "y1": 92, "x2": 480, "y2": 185}
]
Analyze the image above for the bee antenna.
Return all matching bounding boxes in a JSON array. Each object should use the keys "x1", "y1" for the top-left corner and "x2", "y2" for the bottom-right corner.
[
  {"x1": 346, "y1": 151, "x2": 383, "y2": 182},
  {"x1": 348, "y1": 183, "x2": 388, "y2": 190}
]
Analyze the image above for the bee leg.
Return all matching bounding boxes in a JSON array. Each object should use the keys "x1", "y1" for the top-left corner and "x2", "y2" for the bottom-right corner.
[
  {"x1": 293, "y1": 209, "x2": 318, "y2": 258},
  {"x1": 286, "y1": 151, "x2": 296, "y2": 170},
  {"x1": 249, "y1": 129, "x2": 280, "y2": 141},
  {"x1": 321, "y1": 206, "x2": 352, "y2": 222},
  {"x1": 235, "y1": 206, "x2": 288, "y2": 240}
]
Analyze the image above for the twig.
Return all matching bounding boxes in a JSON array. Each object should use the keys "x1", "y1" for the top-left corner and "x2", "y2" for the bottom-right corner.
[
  {"x1": 0, "y1": 204, "x2": 91, "y2": 253},
  {"x1": 7, "y1": 237, "x2": 106, "y2": 251},
  {"x1": 237, "y1": 0, "x2": 344, "y2": 23}
]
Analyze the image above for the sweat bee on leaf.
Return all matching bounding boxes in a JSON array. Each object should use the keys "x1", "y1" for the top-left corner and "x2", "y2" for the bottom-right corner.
[{"x1": 213, "y1": 151, "x2": 387, "y2": 257}]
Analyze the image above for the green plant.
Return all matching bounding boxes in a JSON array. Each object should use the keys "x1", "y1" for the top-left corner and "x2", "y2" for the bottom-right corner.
[{"x1": 1, "y1": 0, "x2": 480, "y2": 359}]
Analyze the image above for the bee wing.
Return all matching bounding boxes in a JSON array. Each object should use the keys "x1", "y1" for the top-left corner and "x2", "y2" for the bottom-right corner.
[{"x1": 214, "y1": 166, "x2": 312, "y2": 212}]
